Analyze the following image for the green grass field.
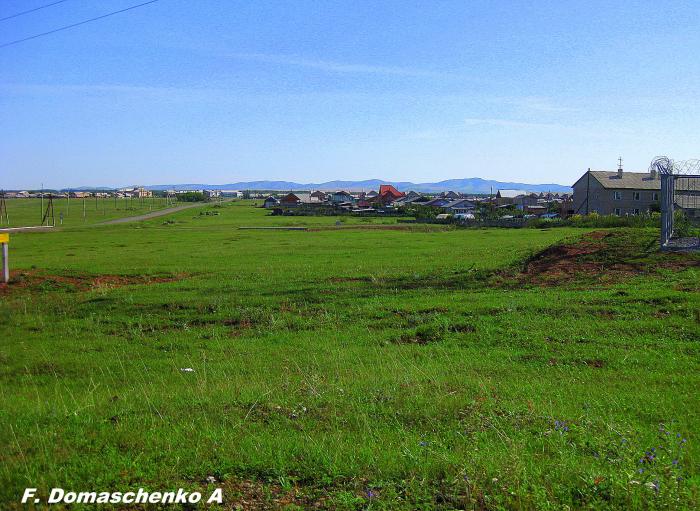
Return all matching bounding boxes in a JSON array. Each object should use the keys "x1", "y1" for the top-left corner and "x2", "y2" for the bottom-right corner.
[
  {"x1": 0, "y1": 197, "x2": 175, "y2": 228},
  {"x1": 1, "y1": 201, "x2": 698, "y2": 510}
]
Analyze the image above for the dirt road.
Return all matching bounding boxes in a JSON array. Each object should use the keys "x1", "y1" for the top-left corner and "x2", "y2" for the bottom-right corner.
[{"x1": 98, "y1": 202, "x2": 206, "y2": 225}]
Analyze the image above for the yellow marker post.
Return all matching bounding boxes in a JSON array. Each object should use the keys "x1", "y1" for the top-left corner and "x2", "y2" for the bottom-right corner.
[{"x1": 0, "y1": 233, "x2": 8, "y2": 283}]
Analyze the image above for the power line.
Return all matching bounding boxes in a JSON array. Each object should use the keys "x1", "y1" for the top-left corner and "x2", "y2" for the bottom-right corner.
[
  {"x1": 0, "y1": 0, "x2": 161, "y2": 49},
  {"x1": 0, "y1": 0, "x2": 70, "y2": 23}
]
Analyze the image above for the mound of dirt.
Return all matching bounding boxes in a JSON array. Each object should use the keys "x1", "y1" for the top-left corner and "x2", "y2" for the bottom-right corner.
[
  {"x1": 0, "y1": 270, "x2": 185, "y2": 295},
  {"x1": 521, "y1": 231, "x2": 699, "y2": 285},
  {"x1": 524, "y1": 232, "x2": 616, "y2": 282}
]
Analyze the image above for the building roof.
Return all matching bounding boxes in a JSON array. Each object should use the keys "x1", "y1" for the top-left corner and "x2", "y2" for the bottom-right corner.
[
  {"x1": 280, "y1": 193, "x2": 300, "y2": 203},
  {"x1": 396, "y1": 195, "x2": 430, "y2": 204},
  {"x1": 423, "y1": 198, "x2": 451, "y2": 207},
  {"x1": 378, "y1": 184, "x2": 405, "y2": 198},
  {"x1": 582, "y1": 171, "x2": 661, "y2": 190},
  {"x1": 444, "y1": 199, "x2": 475, "y2": 209},
  {"x1": 496, "y1": 189, "x2": 530, "y2": 198}
]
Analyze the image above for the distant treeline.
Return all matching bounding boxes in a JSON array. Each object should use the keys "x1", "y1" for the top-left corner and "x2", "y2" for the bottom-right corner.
[{"x1": 175, "y1": 192, "x2": 206, "y2": 202}]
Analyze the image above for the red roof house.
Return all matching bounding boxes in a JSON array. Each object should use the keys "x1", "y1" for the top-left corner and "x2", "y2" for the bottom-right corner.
[
  {"x1": 374, "y1": 184, "x2": 405, "y2": 205},
  {"x1": 378, "y1": 184, "x2": 404, "y2": 199}
]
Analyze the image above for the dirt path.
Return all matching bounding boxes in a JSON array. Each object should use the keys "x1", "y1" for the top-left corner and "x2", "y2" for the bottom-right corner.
[
  {"x1": 98, "y1": 202, "x2": 206, "y2": 225},
  {"x1": 0, "y1": 225, "x2": 55, "y2": 233}
]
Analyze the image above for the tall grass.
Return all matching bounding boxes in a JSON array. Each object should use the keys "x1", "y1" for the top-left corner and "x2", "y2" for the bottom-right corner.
[{"x1": 0, "y1": 203, "x2": 698, "y2": 509}]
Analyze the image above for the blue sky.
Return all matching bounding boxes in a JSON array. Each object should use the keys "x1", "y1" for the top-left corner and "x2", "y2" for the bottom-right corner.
[{"x1": 1, "y1": 0, "x2": 699, "y2": 189}]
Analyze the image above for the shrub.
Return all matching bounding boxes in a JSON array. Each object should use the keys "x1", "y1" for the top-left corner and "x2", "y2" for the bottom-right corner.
[{"x1": 176, "y1": 191, "x2": 205, "y2": 202}]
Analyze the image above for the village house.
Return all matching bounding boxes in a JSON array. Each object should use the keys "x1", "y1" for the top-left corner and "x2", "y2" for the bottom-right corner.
[
  {"x1": 572, "y1": 167, "x2": 661, "y2": 215},
  {"x1": 119, "y1": 186, "x2": 152, "y2": 198},
  {"x1": 495, "y1": 189, "x2": 530, "y2": 205},
  {"x1": 279, "y1": 193, "x2": 302, "y2": 207},
  {"x1": 310, "y1": 190, "x2": 327, "y2": 202},
  {"x1": 392, "y1": 191, "x2": 422, "y2": 205},
  {"x1": 423, "y1": 197, "x2": 452, "y2": 208},
  {"x1": 330, "y1": 191, "x2": 354, "y2": 204},
  {"x1": 513, "y1": 193, "x2": 540, "y2": 209},
  {"x1": 263, "y1": 196, "x2": 279, "y2": 209},
  {"x1": 375, "y1": 184, "x2": 405, "y2": 205},
  {"x1": 442, "y1": 199, "x2": 476, "y2": 215},
  {"x1": 69, "y1": 191, "x2": 92, "y2": 198}
]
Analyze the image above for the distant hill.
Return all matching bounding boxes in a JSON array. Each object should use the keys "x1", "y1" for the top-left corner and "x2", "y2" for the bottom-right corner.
[{"x1": 145, "y1": 177, "x2": 570, "y2": 194}]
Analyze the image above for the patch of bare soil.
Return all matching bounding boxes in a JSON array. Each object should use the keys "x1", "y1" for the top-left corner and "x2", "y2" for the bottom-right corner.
[
  {"x1": 523, "y1": 232, "x2": 613, "y2": 283},
  {"x1": 520, "y1": 231, "x2": 699, "y2": 286},
  {"x1": 0, "y1": 270, "x2": 185, "y2": 295}
]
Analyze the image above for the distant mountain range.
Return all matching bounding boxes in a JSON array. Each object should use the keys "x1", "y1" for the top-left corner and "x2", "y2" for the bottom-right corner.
[{"x1": 139, "y1": 178, "x2": 571, "y2": 194}]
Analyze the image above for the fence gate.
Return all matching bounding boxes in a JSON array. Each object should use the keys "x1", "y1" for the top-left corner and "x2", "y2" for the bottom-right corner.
[{"x1": 650, "y1": 156, "x2": 700, "y2": 248}]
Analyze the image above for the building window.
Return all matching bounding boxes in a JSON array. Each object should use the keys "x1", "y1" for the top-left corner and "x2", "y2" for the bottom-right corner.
[
  {"x1": 633, "y1": 192, "x2": 640, "y2": 200},
  {"x1": 633, "y1": 208, "x2": 640, "y2": 215},
  {"x1": 614, "y1": 208, "x2": 622, "y2": 216},
  {"x1": 613, "y1": 191, "x2": 622, "y2": 200},
  {"x1": 652, "y1": 192, "x2": 659, "y2": 201}
]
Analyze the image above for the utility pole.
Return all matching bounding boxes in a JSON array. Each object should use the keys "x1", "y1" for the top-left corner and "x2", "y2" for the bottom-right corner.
[
  {"x1": 0, "y1": 191, "x2": 8, "y2": 225},
  {"x1": 41, "y1": 194, "x2": 55, "y2": 226}
]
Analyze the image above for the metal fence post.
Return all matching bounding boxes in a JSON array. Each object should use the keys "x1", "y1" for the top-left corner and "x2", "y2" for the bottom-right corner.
[
  {"x1": 660, "y1": 173, "x2": 674, "y2": 247},
  {"x1": 2, "y1": 241, "x2": 8, "y2": 284}
]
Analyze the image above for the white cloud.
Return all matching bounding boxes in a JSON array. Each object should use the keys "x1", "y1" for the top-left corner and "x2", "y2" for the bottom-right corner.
[
  {"x1": 463, "y1": 117, "x2": 560, "y2": 129},
  {"x1": 495, "y1": 96, "x2": 578, "y2": 114},
  {"x1": 226, "y1": 52, "x2": 447, "y2": 78}
]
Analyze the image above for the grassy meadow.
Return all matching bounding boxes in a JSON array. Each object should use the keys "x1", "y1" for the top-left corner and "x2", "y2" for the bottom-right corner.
[
  {"x1": 1, "y1": 201, "x2": 698, "y2": 510},
  {"x1": 0, "y1": 197, "x2": 175, "y2": 228}
]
